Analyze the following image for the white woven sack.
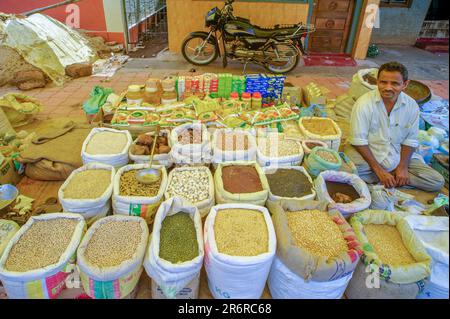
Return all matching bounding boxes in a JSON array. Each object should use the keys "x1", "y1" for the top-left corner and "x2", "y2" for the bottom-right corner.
[
  {"x1": 211, "y1": 128, "x2": 257, "y2": 163},
  {"x1": 58, "y1": 163, "x2": 115, "y2": 219},
  {"x1": 348, "y1": 68, "x2": 378, "y2": 100},
  {"x1": 204, "y1": 203, "x2": 276, "y2": 299},
  {"x1": 315, "y1": 170, "x2": 371, "y2": 217},
  {"x1": 268, "y1": 256, "x2": 353, "y2": 299},
  {"x1": 164, "y1": 166, "x2": 214, "y2": 218},
  {"x1": 255, "y1": 133, "x2": 304, "y2": 168},
  {"x1": 81, "y1": 128, "x2": 132, "y2": 168},
  {"x1": 129, "y1": 130, "x2": 172, "y2": 167},
  {"x1": 298, "y1": 117, "x2": 342, "y2": 151},
  {"x1": 144, "y1": 197, "x2": 204, "y2": 299},
  {"x1": 0, "y1": 213, "x2": 86, "y2": 299},
  {"x1": 170, "y1": 122, "x2": 212, "y2": 164}
]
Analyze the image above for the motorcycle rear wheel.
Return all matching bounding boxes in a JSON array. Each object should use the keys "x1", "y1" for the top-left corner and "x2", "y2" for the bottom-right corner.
[
  {"x1": 264, "y1": 43, "x2": 300, "y2": 74},
  {"x1": 181, "y1": 35, "x2": 219, "y2": 66}
]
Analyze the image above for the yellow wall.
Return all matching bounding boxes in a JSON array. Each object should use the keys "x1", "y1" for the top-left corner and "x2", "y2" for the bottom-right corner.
[{"x1": 167, "y1": 0, "x2": 310, "y2": 53}]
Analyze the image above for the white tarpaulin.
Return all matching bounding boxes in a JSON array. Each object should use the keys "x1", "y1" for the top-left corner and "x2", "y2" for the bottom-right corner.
[{"x1": 0, "y1": 13, "x2": 97, "y2": 85}]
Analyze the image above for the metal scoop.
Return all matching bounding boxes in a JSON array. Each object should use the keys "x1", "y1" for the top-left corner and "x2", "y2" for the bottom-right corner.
[{"x1": 135, "y1": 126, "x2": 161, "y2": 184}]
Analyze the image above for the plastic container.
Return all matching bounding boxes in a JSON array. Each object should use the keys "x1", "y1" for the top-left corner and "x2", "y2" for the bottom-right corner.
[
  {"x1": 126, "y1": 85, "x2": 143, "y2": 107},
  {"x1": 252, "y1": 92, "x2": 262, "y2": 110},
  {"x1": 143, "y1": 87, "x2": 160, "y2": 105},
  {"x1": 241, "y1": 92, "x2": 251, "y2": 110},
  {"x1": 161, "y1": 79, "x2": 177, "y2": 105},
  {"x1": 230, "y1": 92, "x2": 239, "y2": 101}
]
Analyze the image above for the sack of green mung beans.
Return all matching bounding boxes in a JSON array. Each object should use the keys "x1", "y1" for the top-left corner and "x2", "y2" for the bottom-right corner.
[
  {"x1": 346, "y1": 210, "x2": 432, "y2": 299},
  {"x1": 0, "y1": 213, "x2": 86, "y2": 299},
  {"x1": 263, "y1": 166, "x2": 316, "y2": 206},
  {"x1": 214, "y1": 161, "x2": 269, "y2": 206},
  {"x1": 112, "y1": 164, "x2": 168, "y2": 224},
  {"x1": 211, "y1": 128, "x2": 257, "y2": 164},
  {"x1": 144, "y1": 197, "x2": 204, "y2": 299},
  {"x1": 58, "y1": 163, "x2": 115, "y2": 220},
  {"x1": 315, "y1": 170, "x2": 371, "y2": 218},
  {"x1": 164, "y1": 166, "x2": 215, "y2": 218},
  {"x1": 256, "y1": 132, "x2": 304, "y2": 167},
  {"x1": 170, "y1": 122, "x2": 212, "y2": 165},
  {"x1": 266, "y1": 200, "x2": 362, "y2": 299},
  {"x1": 82, "y1": 127, "x2": 132, "y2": 168},
  {"x1": 129, "y1": 130, "x2": 173, "y2": 168},
  {"x1": 76, "y1": 215, "x2": 149, "y2": 299},
  {"x1": 204, "y1": 203, "x2": 276, "y2": 299}
]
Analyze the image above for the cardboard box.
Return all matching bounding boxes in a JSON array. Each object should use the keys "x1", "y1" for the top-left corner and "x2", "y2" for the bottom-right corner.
[{"x1": 0, "y1": 158, "x2": 21, "y2": 185}]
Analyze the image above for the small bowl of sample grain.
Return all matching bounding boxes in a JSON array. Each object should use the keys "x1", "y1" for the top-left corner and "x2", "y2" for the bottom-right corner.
[
  {"x1": 113, "y1": 164, "x2": 168, "y2": 223},
  {"x1": 347, "y1": 210, "x2": 432, "y2": 299},
  {"x1": 0, "y1": 213, "x2": 85, "y2": 299},
  {"x1": 76, "y1": 215, "x2": 149, "y2": 299},
  {"x1": 256, "y1": 132, "x2": 304, "y2": 167},
  {"x1": 203, "y1": 204, "x2": 276, "y2": 299},
  {"x1": 212, "y1": 129, "x2": 257, "y2": 163},
  {"x1": 82, "y1": 128, "x2": 132, "y2": 168},
  {"x1": 299, "y1": 117, "x2": 342, "y2": 151},
  {"x1": 129, "y1": 130, "x2": 172, "y2": 167},
  {"x1": 264, "y1": 166, "x2": 315, "y2": 203},
  {"x1": 59, "y1": 163, "x2": 115, "y2": 220},
  {"x1": 165, "y1": 166, "x2": 214, "y2": 217},
  {"x1": 214, "y1": 162, "x2": 269, "y2": 206}
]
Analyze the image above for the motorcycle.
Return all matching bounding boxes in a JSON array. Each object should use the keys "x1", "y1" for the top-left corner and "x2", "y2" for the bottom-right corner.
[{"x1": 181, "y1": 0, "x2": 315, "y2": 74}]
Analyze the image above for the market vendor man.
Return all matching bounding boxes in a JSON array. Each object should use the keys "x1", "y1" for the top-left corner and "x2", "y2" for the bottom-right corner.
[{"x1": 345, "y1": 61, "x2": 445, "y2": 192}]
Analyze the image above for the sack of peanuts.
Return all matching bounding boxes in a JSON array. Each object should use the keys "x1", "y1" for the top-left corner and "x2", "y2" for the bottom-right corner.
[
  {"x1": 164, "y1": 166, "x2": 215, "y2": 218},
  {"x1": 304, "y1": 147, "x2": 342, "y2": 177},
  {"x1": 256, "y1": 132, "x2": 304, "y2": 168},
  {"x1": 211, "y1": 128, "x2": 257, "y2": 165},
  {"x1": 266, "y1": 200, "x2": 362, "y2": 299},
  {"x1": 112, "y1": 164, "x2": 168, "y2": 224},
  {"x1": 0, "y1": 213, "x2": 86, "y2": 299},
  {"x1": 77, "y1": 215, "x2": 149, "y2": 299},
  {"x1": 0, "y1": 220, "x2": 20, "y2": 259},
  {"x1": 214, "y1": 161, "x2": 270, "y2": 206},
  {"x1": 82, "y1": 128, "x2": 132, "y2": 168},
  {"x1": 298, "y1": 117, "x2": 342, "y2": 151},
  {"x1": 58, "y1": 163, "x2": 115, "y2": 220},
  {"x1": 169, "y1": 122, "x2": 212, "y2": 165},
  {"x1": 347, "y1": 210, "x2": 432, "y2": 299},
  {"x1": 315, "y1": 170, "x2": 371, "y2": 218},
  {"x1": 129, "y1": 130, "x2": 173, "y2": 168},
  {"x1": 204, "y1": 203, "x2": 276, "y2": 298},
  {"x1": 144, "y1": 197, "x2": 204, "y2": 299}
]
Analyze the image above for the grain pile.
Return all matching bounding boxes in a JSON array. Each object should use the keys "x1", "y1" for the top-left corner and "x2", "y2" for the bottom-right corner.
[
  {"x1": 258, "y1": 135, "x2": 301, "y2": 157},
  {"x1": 214, "y1": 209, "x2": 268, "y2": 256},
  {"x1": 316, "y1": 149, "x2": 339, "y2": 163},
  {"x1": 5, "y1": 218, "x2": 79, "y2": 272},
  {"x1": 302, "y1": 118, "x2": 337, "y2": 136},
  {"x1": 221, "y1": 166, "x2": 263, "y2": 194},
  {"x1": 287, "y1": 210, "x2": 348, "y2": 258},
  {"x1": 86, "y1": 131, "x2": 128, "y2": 155},
  {"x1": 166, "y1": 169, "x2": 210, "y2": 203},
  {"x1": 266, "y1": 169, "x2": 313, "y2": 198},
  {"x1": 364, "y1": 224, "x2": 416, "y2": 266},
  {"x1": 119, "y1": 170, "x2": 161, "y2": 197},
  {"x1": 63, "y1": 170, "x2": 111, "y2": 199},
  {"x1": 84, "y1": 220, "x2": 142, "y2": 268}
]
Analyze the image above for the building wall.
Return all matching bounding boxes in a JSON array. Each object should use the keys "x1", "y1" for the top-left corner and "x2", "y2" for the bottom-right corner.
[
  {"x1": 370, "y1": 0, "x2": 432, "y2": 45},
  {"x1": 353, "y1": 0, "x2": 380, "y2": 59}
]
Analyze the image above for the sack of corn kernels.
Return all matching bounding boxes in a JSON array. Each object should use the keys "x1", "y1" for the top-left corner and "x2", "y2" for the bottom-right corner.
[
  {"x1": 164, "y1": 166, "x2": 214, "y2": 218},
  {"x1": 405, "y1": 215, "x2": 449, "y2": 299},
  {"x1": 59, "y1": 163, "x2": 115, "y2": 220},
  {"x1": 346, "y1": 210, "x2": 432, "y2": 299},
  {"x1": 169, "y1": 122, "x2": 212, "y2": 165},
  {"x1": 315, "y1": 170, "x2": 371, "y2": 218},
  {"x1": 266, "y1": 200, "x2": 362, "y2": 299},
  {"x1": 76, "y1": 215, "x2": 149, "y2": 299},
  {"x1": 129, "y1": 130, "x2": 173, "y2": 168},
  {"x1": 214, "y1": 161, "x2": 269, "y2": 206},
  {"x1": 204, "y1": 203, "x2": 276, "y2": 299},
  {"x1": 0, "y1": 213, "x2": 86, "y2": 299},
  {"x1": 211, "y1": 128, "x2": 257, "y2": 165},
  {"x1": 298, "y1": 117, "x2": 342, "y2": 151},
  {"x1": 256, "y1": 132, "x2": 304, "y2": 168},
  {"x1": 112, "y1": 164, "x2": 168, "y2": 224},
  {"x1": 144, "y1": 197, "x2": 204, "y2": 299},
  {"x1": 81, "y1": 128, "x2": 132, "y2": 168},
  {"x1": 0, "y1": 220, "x2": 20, "y2": 259}
]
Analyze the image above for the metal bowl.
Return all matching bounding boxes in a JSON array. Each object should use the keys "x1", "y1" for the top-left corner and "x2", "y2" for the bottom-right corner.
[
  {"x1": 0, "y1": 184, "x2": 19, "y2": 211},
  {"x1": 405, "y1": 80, "x2": 432, "y2": 105}
]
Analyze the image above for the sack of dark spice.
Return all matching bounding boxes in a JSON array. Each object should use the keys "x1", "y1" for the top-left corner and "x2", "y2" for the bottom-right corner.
[{"x1": 144, "y1": 197, "x2": 204, "y2": 299}]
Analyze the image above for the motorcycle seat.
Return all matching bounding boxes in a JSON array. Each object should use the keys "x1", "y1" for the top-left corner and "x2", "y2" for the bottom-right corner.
[{"x1": 254, "y1": 24, "x2": 301, "y2": 38}]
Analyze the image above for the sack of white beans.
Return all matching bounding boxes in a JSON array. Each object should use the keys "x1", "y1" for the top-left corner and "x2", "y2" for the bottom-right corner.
[
  {"x1": 211, "y1": 128, "x2": 257, "y2": 164},
  {"x1": 256, "y1": 133, "x2": 304, "y2": 168},
  {"x1": 169, "y1": 122, "x2": 212, "y2": 165},
  {"x1": 81, "y1": 128, "x2": 132, "y2": 168}
]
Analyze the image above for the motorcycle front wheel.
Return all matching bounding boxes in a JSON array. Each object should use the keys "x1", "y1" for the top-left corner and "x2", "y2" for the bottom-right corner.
[
  {"x1": 264, "y1": 43, "x2": 300, "y2": 74},
  {"x1": 181, "y1": 34, "x2": 219, "y2": 66}
]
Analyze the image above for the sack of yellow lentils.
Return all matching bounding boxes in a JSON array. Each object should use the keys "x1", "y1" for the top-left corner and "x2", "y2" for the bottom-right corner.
[
  {"x1": 346, "y1": 210, "x2": 432, "y2": 299},
  {"x1": 298, "y1": 117, "x2": 342, "y2": 151}
]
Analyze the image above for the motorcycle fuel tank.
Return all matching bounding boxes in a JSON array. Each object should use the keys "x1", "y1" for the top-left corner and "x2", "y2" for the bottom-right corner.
[{"x1": 224, "y1": 19, "x2": 256, "y2": 37}]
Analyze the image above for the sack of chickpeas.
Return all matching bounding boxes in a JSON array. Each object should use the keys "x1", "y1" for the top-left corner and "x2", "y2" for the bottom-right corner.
[
  {"x1": 266, "y1": 200, "x2": 362, "y2": 299},
  {"x1": 81, "y1": 128, "x2": 132, "y2": 168},
  {"x1": 112, "y1": 164, "x2": 168, "y2": 224},
  {"x1": 58, "y1": 163, "x2": 115, "y2": 221},
  {"x1": 129, "y1": 130, "x2": 173, "y2": 168},
  {"x1": 346, "y1": 210, "x2": 432, "y2": 299},
  {"x1": 0, "y1": 213, "x2": 86, "y2": 299},
  {"x1": 256, "y1": 132, "x2": 304, "y2": 168},
  {"x1": 144, "y1": 197, "x2": 204, "y2": 299},
  {"x1": 76, "y1": 215, "x2": 149, "y2": 299},
  {"x1": 204, "y1": 203, "x2": 276, "y2": 299},
  {"x1": 170, "y1": 122, "x2": 212, "y2": 165},
  {"x1": 315, "y1": 170, "x2": 371, "y2": 218},
  {"x1": 164, "y1": 166, "x2": 215, "y2": 218},
  {"x1": 211, "y1": 128, "x2": 257, "y2": 165}
]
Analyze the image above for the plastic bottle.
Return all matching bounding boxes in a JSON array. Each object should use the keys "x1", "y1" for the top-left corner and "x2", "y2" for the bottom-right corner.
[
  {"x1": 241, "y1": 92, "x2": 251, "y2": 110},
  {"x1": 161, "y1": 78, "x2": 177, "y2": 105},
  {"x1": 230, "y1": 92, "x2": 239, "y2": 101},
  {"x1": 251, "y1": 92, "x2": 262, "y2": 110},
  {"x1": 126, "y1": 85, "x2": 143, "y2": 107},
  {"x1": 143, "y1": 79, "x2": 161, "y2": 105}
]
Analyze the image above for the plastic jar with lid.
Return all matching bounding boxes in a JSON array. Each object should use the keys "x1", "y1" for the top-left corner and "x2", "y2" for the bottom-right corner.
[
  {"x1": 230, "y1": 92, "x2": 239, "y2": 101},
  {"x1": 161, "y1": 79, "x2": 178, "y2": 105},
  {"x1": 251, "y1": 92, "x2": 262, "y2": 110},
  {"x1": 241, "y1": 92, "x2": 251, "y2": 110},
  {"x1": 126, "y1": 85, "x2": 143, "y2": 107}
]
